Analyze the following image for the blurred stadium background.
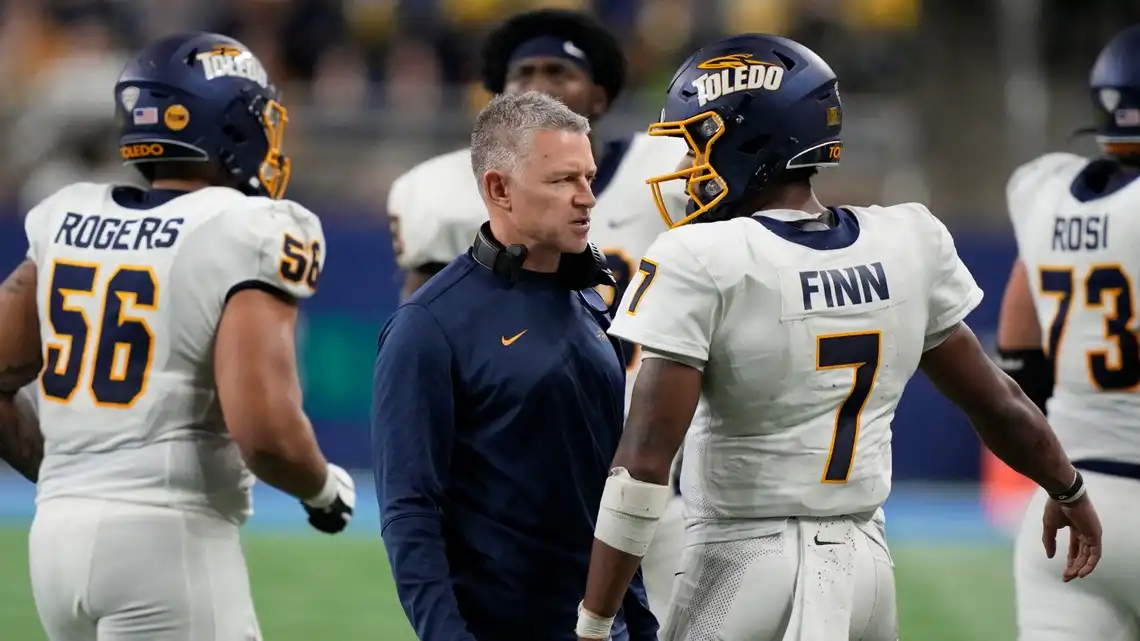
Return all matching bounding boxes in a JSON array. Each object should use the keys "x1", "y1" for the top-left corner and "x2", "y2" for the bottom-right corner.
[{"x1": 0, "y1": 0, "x2": 1135, "y2": 639}]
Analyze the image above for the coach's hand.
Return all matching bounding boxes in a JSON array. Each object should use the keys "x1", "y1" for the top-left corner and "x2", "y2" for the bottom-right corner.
[
  {"x1": 302, "y1": 463, "x2": 356, "y2": 534},
  {"x1": 1042, "y1": 494, "x2": 1102, "y2": 582}
]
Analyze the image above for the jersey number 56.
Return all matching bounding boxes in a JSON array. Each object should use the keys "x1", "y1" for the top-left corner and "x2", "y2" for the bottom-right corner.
[{"x1": 42, "y1": 260, "x2": 157, "y2": 408}]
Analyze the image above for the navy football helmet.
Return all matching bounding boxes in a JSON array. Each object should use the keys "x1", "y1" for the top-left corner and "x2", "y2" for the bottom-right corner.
[
  {"x1": 647, "y1": 34, "x2": 843, "y2": 227},
  {"x1": 114, "y1": 32, "x2": 290, "y2": 198},
  {"x1": 1089, "y1": 24, "x2": 1140, "y2": 147}
]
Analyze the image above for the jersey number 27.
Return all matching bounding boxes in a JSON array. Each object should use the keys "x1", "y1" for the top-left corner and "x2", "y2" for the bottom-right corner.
[{"x1": 41, "y1": 260, "x2": 156, "y2": 408}]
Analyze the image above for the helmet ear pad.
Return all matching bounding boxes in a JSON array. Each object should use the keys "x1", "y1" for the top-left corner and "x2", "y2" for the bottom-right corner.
[
  {"x1": 213, "y1": 90, "x2": 273, "y2": 192},
  {"x1": 702, "y1": 86, "x2": 841, "y2": 220}
]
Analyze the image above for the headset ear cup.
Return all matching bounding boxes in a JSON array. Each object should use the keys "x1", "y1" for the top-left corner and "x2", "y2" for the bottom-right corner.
[{"x1": 556, "y1": 244, "x2": 613, "y2": 290}]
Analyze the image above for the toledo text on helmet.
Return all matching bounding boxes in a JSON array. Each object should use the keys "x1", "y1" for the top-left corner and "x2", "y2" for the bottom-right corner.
[{"x1": 690, "y1": 54, "x2": 785, "y2": 108}]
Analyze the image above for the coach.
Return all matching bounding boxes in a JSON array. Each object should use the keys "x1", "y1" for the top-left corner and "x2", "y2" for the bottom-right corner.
[{"x1": 371, "y1": 91, "x2": 657, "y2": 641}]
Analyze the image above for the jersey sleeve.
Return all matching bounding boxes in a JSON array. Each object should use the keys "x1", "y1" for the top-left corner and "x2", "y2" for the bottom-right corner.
[
  {"x1": 387, "y1": 164, "x2": 484, "y2": 271},
  {"x1": 1005, "y1": 152, "x2": 1083, "y2": 233},
  {"x1": 923, "y1": 208, "x2": 984, "y2": 343},
  {"x1": 608, "y1": 230, "x2": 721, "y2": 365},
  {"x1": 23, "y1": 187, "x2": 65, "y2": 264},
  {"x1": 219, "y1": 199, "x2": 327, "y2": 302},
  {"x1": 385, "y1": 170, "x2": 422, "y2": 270}
]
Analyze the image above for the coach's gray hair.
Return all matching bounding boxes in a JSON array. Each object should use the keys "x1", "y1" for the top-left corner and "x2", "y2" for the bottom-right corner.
[{"x1": 470, "y1": 91, "x2": 591, "y2": 192}]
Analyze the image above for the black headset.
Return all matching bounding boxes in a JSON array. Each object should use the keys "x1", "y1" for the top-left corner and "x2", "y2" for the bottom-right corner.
[{"x1": 470, "y1": 222, "x2": 615, "y2": 291}]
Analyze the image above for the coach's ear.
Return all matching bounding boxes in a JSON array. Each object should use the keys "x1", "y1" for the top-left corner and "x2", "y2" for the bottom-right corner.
[
  {"x1": 481, "y1": 169, "x2": 511, "y2": 212},
  {"x1": 589, "y1": 84, "x2": 608, "y2": 120}
]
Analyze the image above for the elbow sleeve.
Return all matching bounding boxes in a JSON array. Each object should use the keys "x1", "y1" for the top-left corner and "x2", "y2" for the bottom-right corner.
[{"x1": 995, "y1": 347, "x2": 1053, "y2": 415}]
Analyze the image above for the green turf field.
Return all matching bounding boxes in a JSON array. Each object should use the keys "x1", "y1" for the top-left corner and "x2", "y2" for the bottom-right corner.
[{"x1": 0, "y1": 527, "x2": 1014, "y2": 640}]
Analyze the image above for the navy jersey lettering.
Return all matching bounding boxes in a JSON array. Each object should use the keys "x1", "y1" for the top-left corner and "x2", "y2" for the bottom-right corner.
[
  {"x1": 1052, "y1": 214, "x2": 1109, "y2": 252},
  {"x1": 800, "y1": 261, "x2": 890, "y2": 311},
  {"x1": 54, "y1": 213, "x2": 184, "y2": 251}
]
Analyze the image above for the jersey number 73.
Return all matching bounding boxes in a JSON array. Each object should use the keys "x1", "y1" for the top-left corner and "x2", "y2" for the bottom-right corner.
[
  {"x1": 1040, "y1": 264, "x2": 1140, "y2": 390},
  {"x1": 41, "y1": 260, "x2": 157, "y2": 408}
]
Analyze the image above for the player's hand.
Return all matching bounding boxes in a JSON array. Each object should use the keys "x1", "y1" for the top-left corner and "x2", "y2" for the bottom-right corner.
[
  {"x1": 1042, "y1": 494, "x2": 1102, "y2": 582},
  {"x1": 302, "y1": 463, "x2": 355, "y2": 534}
]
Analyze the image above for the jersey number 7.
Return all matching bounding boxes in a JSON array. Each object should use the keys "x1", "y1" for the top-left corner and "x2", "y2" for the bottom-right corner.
[
  {"x1": 598, "y1": 250, "x2": 658, "y2": 371},
  {"x1": 816, "y1": 331, "x2": 881, "y2": 483},
  {"x1": 41, "y1": 260, "x2": 157, "y2": 408}
]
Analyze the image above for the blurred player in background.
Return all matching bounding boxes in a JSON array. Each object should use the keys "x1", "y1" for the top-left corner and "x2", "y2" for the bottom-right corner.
[
  {"x1": 998, "y1": 23, "x2": 1140, "y2": 641},
  {"x1": 386, "y1": 8, "x2": 690, "y2": 620},
  {"x1": 0, "y1": 32, "x2": 355, "y2": 641},
  {"x1": 574, "y1": 33, "x2": 1102, "y2": 641}
]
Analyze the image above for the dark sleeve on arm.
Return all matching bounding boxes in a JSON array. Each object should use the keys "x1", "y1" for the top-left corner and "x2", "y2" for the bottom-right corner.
[
  {"x1": 620, "y1": 568, "x2": 660, "y2": 641},
  {"x1": 372, "y1": 304, "x2": 475, "y2": 641},
  {"x1": 415, "y1": 262, "x2": 448, "y2": 276}
]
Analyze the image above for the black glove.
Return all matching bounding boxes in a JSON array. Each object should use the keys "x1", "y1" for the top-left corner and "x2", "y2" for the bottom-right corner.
[{"x1": 301, "y1": 463, "x2": 355, "y2": 534}]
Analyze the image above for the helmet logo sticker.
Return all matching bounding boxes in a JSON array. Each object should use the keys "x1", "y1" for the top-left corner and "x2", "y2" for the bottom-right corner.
[
  {"x1": 132, "y1": 107, "x2": 158, "y2": 125},
  {"x1": 1100, "y1": 88, "x2": 1121, "y2": 112},
  {"x1": 120, "y1": 86, "x2": 139, "y2": 111},
  {"x1": 196, "y1": 45, "x2": 269, "y2": 87},
  {"x1": 1115, "y1": 108, "x2": 1140, "y2": 127},
  {"x1": 692, "y1": 55, "x2": 784, "y2": 107},
  {"x1": 164, "y1": 104, "x2": 190, "y2": 131}
]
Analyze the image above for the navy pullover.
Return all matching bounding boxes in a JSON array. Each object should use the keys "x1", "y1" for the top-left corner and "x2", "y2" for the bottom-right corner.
[{"x1": 372, "y1": 252, "x2": 657, "y2": 641}]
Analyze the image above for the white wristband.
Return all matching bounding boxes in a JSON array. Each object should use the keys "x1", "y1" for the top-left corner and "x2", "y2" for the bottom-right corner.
[
  {"x1": 305, "y1": 464, "x2": 339, "y2": 508},
  {"x1": 575, "y1": 602, "x2": 614, "y2": 640}
]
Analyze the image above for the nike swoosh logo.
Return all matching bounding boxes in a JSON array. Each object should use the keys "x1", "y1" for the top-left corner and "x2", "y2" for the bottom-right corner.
[
  {"x1": 501, "y1": 330, "x2": 527, "y2": 346},
  {"x1": 813, "y1": 534, "x2": 843, "y2": 546},
  {"x1": 606, "y1": 217, "x2": 636, "y2": 229}
]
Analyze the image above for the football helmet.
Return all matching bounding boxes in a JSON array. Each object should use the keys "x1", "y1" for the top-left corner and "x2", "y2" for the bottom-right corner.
[{"x1": 647, "y1": 34, "x2": 842, "y2": 227}]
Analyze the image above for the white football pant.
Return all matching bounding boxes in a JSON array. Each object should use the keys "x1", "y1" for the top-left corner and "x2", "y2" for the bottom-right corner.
[
  {"x1": 29, "y1": 497, "x2": 262, "y2": 641},
  {"x1": 641, "y1": 495, "x2": 685, "y2": 627},
  {"x1": 662, "y1": 515, "x2": 897, "y2": 641},
  {"x1": 1015, "y1": 471, "x2": 1140, "y2": 641}
]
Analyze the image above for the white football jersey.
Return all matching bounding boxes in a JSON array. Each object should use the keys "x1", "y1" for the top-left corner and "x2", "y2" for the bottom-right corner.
[
  {"x1": 608, "y1": 204, "x2": 983, "y2": 535},
  {"x1": 1007, "y1": 152, "x2": 1140, "y2": 464},
  {"x1": 387, "y1": 132, "x2": 689, "y2": 391},
  {"x1": 386, "y1": 147, "x2": 480, "y2": 270},
  {"x1": 25, "y1": 182, "x2": 325, "y2": 523}
]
